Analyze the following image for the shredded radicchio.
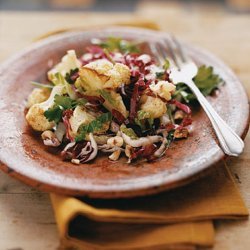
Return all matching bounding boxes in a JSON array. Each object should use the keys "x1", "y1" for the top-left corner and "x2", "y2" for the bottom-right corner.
[
  {"x1": 130, "y1": 144, "x2": 157, "y2": 162},
  {"x1": 61, "y1": 133, "x2": 98, "y2": 163},
  {"x1": 111, "y1": 109, "x2": 126, "y2": 125},
  {"x1": 129, "y1": 79, "x2": 147, "y2": 121},
  {"x1": 62, "y1": 110, "x2": 74, "y2": 142},
  {"x1": 169, "y1": 99, "x2": 192, "y2": 114}
]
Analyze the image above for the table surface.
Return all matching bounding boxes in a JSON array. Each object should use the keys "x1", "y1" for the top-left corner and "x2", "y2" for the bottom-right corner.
[{"x1": 0, "y1": 1, "x2": 250, "y2": 249}]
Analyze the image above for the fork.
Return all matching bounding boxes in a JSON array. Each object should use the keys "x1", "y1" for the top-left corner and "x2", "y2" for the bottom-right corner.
[{"x1": 149, "y1": 37, "x2": 244, "y2": 156}]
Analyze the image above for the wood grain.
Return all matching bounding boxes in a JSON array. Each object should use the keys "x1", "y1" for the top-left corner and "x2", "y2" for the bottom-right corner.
[{"x1": 0, "y1": 1, "x2": 249, "y2": 249}]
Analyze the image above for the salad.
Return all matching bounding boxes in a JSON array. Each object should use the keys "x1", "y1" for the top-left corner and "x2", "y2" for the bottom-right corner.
[{"x1": 25, "y1": 37, "x2": 221, "y2": 164}]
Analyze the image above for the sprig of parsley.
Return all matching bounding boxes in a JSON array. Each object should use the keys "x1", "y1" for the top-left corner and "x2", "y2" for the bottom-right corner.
[
  {"x1": 94, "y1": 37, "x2": 140, "y2": 53},
  {"x1": 174, "y1": 65, "x2": 222, "y2": 103},
  {"x1": 193, "y1": 65, "x2": 222, "y2": 96},
  {"x1": 44, "y1": 106, "x2": 63, "y2": 123},
  {"x1": 75, "y1": 112, "x2": 112, "y2": 142},
  {"x1": 44, "y1": 95, "x2": 87, "y2": 123}
]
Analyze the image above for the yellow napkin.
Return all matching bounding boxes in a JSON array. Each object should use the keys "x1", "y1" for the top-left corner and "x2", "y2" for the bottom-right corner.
[
  {"x1": 50, "y1": 162, "x2": 248, "y2": 249},
  {"x1": 36, "y1": 21, "x2": 248, "y2": 249}
]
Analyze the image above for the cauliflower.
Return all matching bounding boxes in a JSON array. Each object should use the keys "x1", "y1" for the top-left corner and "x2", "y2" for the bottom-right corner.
[
  {"x1": 48, "y1": 50, "x2": 81, "y2": 81},
  {"x1": 69, "y1": 106, "x2": 111, "y2": 138},
  {"x1": 69, "y1": 106, "x2": 95, "y2": 136},
  {"x1": 26, "y1": 88, "x2": 51, "y2": 108},
  {"x1": 149, "y1": 81, "x2": 176, "y2": 101},
  {"x1": 139, "y1": 95, "x2": 167, "y2": 119},
  {"x1": 79, "y1": 59, "x2": 130, "y2": 90},
  {"x1": 25, "y1": 85, "x2": 65, "y2": 131}
]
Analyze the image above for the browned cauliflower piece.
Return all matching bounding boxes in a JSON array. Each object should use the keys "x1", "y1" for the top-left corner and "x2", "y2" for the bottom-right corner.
[
  {"x1": 139, "y1": 95, "x2": 167, "y2": 119},
  {"x1": 26, "y1": 88, "x2": 51, "y2": 108},
  {"x1": 25, "y1": 85, "x2": 65, "y2": 131},
  {"x1": 79, "y1": 59, "x2": 130, "y2": 90}
]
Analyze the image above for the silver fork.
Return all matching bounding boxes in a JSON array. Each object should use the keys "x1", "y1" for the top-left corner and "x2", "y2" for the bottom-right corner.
[{"x1": 150, "y1": 37, "x2": 244, "y2": 156}]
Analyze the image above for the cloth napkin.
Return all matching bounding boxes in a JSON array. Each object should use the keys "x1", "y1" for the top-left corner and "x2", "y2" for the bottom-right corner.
[
  {"x1": 50, "y1": 161, "x2": 248, "y2": 250},
  {"x1": 37, "y1": 21, "x2": 248, "y2": 249}
]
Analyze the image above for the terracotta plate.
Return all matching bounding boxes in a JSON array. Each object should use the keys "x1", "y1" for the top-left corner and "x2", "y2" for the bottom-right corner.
[{"x1": 0, "y1": 27, "x2": 249, "y2": 198}]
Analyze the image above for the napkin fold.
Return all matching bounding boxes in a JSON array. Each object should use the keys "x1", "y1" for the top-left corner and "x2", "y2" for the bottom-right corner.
[{"x1": 50, "y1": 162, "x2": 248, "y2": 249}]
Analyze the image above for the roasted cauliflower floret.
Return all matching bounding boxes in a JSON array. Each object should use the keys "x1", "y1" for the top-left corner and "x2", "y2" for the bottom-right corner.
[
  {"x1": 149, "y1": 81, "x2": 176, "y2": 101},
  {"x1": 79, "y1": 59, "x2": 130, "y2": 90},
  {"x1": 69, "y1": 106, "x2": 95, "y2": 136},
  {"x1": 139, "y1": 95, "x2": 167, "y2": 119},
  {"x1": 69, "y1": 106, "x2": 111, "y2": 138},
  {"x1": 26, "y1": 88, "x2": 51, "y2": 108},
  {"x1": 26, "y1": 105, "x2": 54, "y2": 131},
  {"x1": 25, "y1": 85, "x2": 65, "y2": 131},
  {"x1": 48, "y1": 50, "x2": 81, "y2": 81}
]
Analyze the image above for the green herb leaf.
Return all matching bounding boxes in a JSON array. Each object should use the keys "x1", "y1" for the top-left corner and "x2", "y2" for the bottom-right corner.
[
  {"x1": 76, "y1": 112, "x2": 112, "y2": 142},
  {"x1": 163, "y1": 59, "x2": 170, "y2": 70},
  {"x1": 174, "y1": 65, "x2": 222, "y2": 103},
  {"x1": 65, "y1": 68, "x2": 79, "y2": 84},
  {"x1": 44, "y1": 106, "x2": 63, "y2": 123},
  {"x1": 77, "y1": 98, "x2": 88, "y2": 106},
  {"x1": 30, "y1": 81, "x2": 53, "y2": 89},
  {"x1": 167, "y1": 105, "x2": 175, "y2": 124},
  {"x1": 54, "y1": 95, "x2": 87, "y2": 109},
  {"x1": 120, "y1": 124, "x2": 138, "y2": 139},
  {"x1": 155, "y1": 71, "x2": 165, "y2": 79},
  {"x1": 95, "y1": 37, "x2": 140, "y2": 53},
  {"x1": 193, "y1": 65, "x2": 221, "y2": 96},
  {"x1": 44, "y1": 95, "x2": 87, "y2": 123},
  {"x1": 54, "y1": 95, "x2": 77, "y2": 109},
  {"x1": 52, "y1": 72, "x2": 77, "y2": 99}
]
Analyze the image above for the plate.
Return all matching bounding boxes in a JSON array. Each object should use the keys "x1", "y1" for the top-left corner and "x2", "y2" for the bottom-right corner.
[{"x1": 0, "y1": 27, "x2": 249, "y2": 198}]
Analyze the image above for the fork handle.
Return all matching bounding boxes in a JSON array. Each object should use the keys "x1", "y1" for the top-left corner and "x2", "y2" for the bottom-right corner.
[{"x1": 186, "y1": 80, "x2": 244, "y2": 156}]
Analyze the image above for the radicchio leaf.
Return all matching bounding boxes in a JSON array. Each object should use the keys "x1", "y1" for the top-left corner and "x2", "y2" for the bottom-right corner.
[{"x1": 169, "y1": 99, "x2": 192, "y2": 114}]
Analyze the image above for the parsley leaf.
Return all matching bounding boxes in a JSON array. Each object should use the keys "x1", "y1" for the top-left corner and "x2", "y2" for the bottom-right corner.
[
  {"x1": 75, "y1": 112, "x2": 112, "y2": 142},
  {"x1": 77, "y1": 98, "x2": 88, "y2": 106},
  {"x1": 95, "y1": 37, "x2": 140, "y2": 53},
  {"x1": 44, "y1": 95, "x2": 87, "y2": 123},
  {"x1": 174, "y1": 65, "x2": 222, "y2": 103},
  {"x1": 44, "y1": 106, "x2": 63, "y2": 123},
  {"x1": 193, "y1": 65, "x2": 221, "y2": 96},
  {"x1": 54, "y1": 95, "x2": 87, "y2": 109},
  {"x1": 54, "y1": 95, "x2": 77, "y2": 109}
]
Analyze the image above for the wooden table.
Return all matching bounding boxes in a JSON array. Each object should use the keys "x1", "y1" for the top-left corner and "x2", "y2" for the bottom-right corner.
[{"x1": 0, "y1": 2, "x2": 249, "y2": 249}]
